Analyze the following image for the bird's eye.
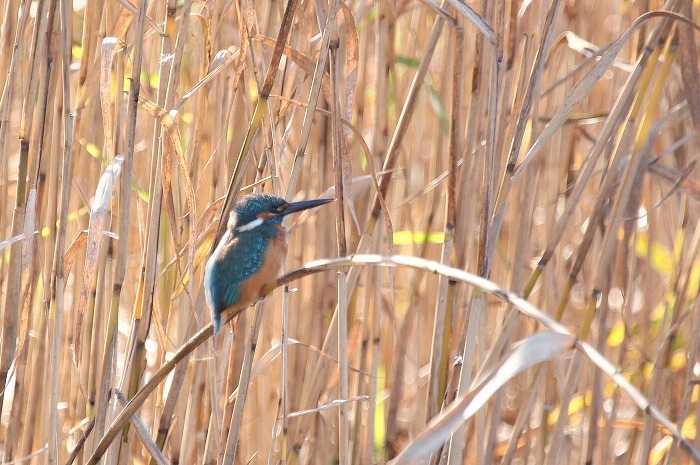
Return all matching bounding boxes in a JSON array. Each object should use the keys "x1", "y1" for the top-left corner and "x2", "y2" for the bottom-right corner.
[{"x1": 271, "y1": 204, "x2": 287, "y2": 214}]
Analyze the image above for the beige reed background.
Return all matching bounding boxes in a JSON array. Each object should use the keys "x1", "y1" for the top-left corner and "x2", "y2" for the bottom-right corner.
[{"x1": 1, "y1": 0, "x2": 700, "y2": 464}]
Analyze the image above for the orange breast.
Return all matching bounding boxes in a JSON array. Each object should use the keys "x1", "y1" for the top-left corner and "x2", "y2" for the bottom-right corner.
[{"x1": 236, "y1": 228, "x2": 288, "y2": 307}]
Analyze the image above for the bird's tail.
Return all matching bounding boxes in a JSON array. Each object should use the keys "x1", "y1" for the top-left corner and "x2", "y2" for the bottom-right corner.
[{"x1": 213, "y1": 313, "x2": 221, "y2": 335}]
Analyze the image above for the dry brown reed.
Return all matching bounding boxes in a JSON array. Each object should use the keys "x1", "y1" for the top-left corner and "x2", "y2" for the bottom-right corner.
[{"x1": 1, "y1": 0, "x2": 700, "y2": 464}]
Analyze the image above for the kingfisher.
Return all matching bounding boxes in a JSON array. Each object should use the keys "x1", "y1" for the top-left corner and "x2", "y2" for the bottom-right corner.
[{"x1": 204, "y1": 193, "x2": 333, "y2": 334}]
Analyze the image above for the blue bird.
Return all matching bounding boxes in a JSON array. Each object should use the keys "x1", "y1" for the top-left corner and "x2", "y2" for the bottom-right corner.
[{"x1": 204, "y1": 193, "x2": 333, "y2": 334}]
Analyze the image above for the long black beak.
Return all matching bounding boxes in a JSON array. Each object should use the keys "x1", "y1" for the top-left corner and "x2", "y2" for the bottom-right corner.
[{"x1": 281, "y1": 197, "x2": 334, "y2": 216}]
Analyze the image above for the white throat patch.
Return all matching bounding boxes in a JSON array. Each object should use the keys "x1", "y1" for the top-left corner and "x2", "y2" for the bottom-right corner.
[{"x1": 236, "y1": 217, "x2": 264, "y2": 233}]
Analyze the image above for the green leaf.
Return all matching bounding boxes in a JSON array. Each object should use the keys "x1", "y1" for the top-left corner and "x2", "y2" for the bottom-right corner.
[
  {"x1": 396, "y1": 55, "x2": 420, "y2": 68},
  {"x1": 426, "y1": 85, "x2": 449, "y2": 133},
  {"x1": 374, "y1": 365, "x2": 386, "y2": 457},
  {"x1": 393, "y1": 231, "x2": 446, "y2": 245}
]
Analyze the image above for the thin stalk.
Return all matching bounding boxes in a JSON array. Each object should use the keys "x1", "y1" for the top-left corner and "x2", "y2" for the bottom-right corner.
[
  {"x1": 221, "y1": 302, "x2": 266, "y2": 465},
  {"x1": 329, "y1": 26, "x2": 349, "y2": 465}
]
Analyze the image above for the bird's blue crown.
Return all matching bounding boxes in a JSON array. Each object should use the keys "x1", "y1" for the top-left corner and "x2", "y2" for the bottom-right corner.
[{"x1": 228, "y1": 193, "x2": 288, "y2": 230}]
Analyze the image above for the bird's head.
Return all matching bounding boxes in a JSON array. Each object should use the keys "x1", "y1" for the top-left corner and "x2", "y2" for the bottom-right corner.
[{"x1": 228, "y1": 193, "x2": 333, "y2": 234}]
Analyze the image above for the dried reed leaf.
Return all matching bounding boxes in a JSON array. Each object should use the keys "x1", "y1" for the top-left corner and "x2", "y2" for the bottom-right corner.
[
  {"x1": 650, "y1": 156, "x2": 700, "y2": 200},
  {"x1": 650, "y1": 163, "x2": 694, "y2": 211},
  {"x1": 160, "y1": 116, "x2": 181, "y2": 274},
  {"x1": 392, "y1": 332, "x2": 575, "y2": 464},
  {"x1": 99, "y1": 38, "x2": 125, "y2": 161},
  {"x1": 562, "y1": 31, "x2": 633, "y2": 71},
  {"x1": 337, "y1": 3, "x2": 361, "y2": 233},
  {"x1": 288, "y1": 395, "x2": 368, "y2": 418},
  {"x1": 74, "y1": 156, "x2": 124, "y2": 367},
  {"x1": 517, "y1": 10, "x2": 700, "y2": 175},
  {"x1": 339, "y1": 3, "x2": 357, "y2": 130},
  {"x1": 254, "y1": 34, "x2": 331, "y2": 97},
  {"x1": 63, "y1": 230, "x2": 88, "y2": 283},
  {"x1": 445, "y1": 0, "x2": 494, "y2": 43},
  {"x1": 173, "y1": 47, "x2": 240, "y2": 113},
  {"x1": 9, "y1": 189, "x2": 36, "y2": 387},
  {"x1": 541, "y1": 31, "x2": 634, "y2": 101}
]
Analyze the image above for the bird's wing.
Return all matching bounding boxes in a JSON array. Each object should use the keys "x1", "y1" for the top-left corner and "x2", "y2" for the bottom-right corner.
[
  {"x1": 220, "y1": 281, "x2": 240, "y2": 310},
  {"x1": 208, "y1": 233, "x2": 267, "y2": 311}
]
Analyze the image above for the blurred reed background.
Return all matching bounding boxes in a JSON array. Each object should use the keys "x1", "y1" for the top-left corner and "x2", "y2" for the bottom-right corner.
[{"x1": 1, "y1": 0, "x2": 700, "y2": 464}]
